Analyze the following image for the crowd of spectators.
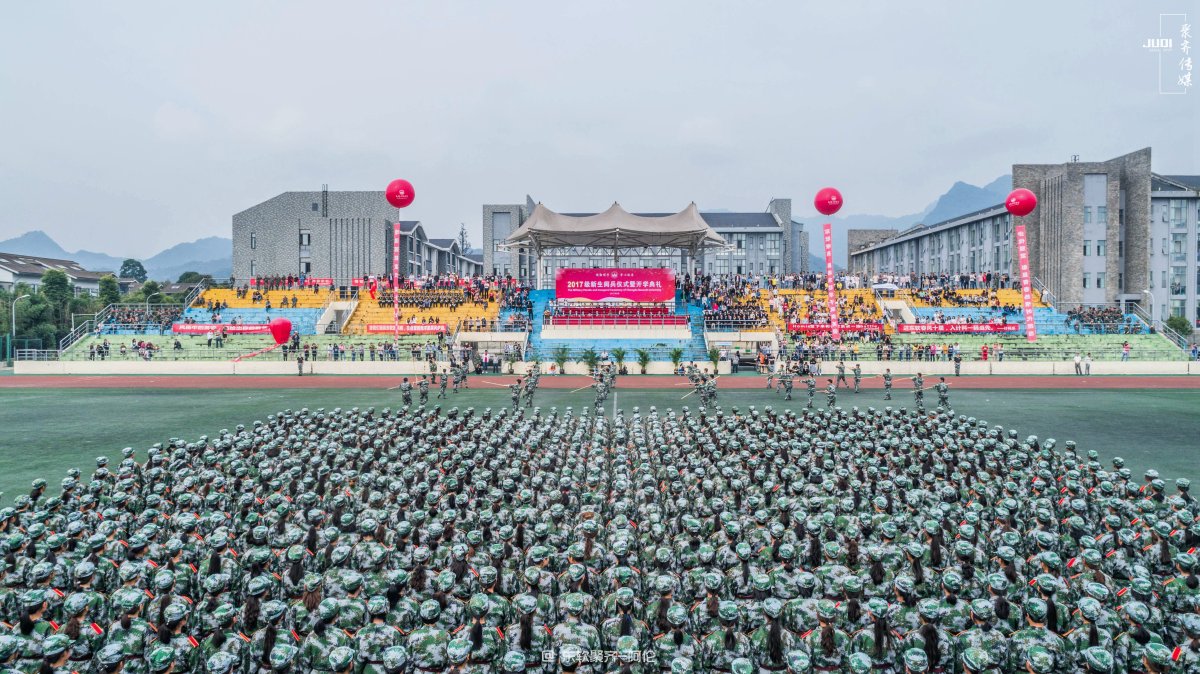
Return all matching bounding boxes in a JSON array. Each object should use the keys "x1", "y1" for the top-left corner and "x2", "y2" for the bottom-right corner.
[
  {"x1": 1066, "y1": 306, "x2": 1145, "y2": 334},
  {"x1": 95, "y1": 306, "x2": 183, "y2": 333}
]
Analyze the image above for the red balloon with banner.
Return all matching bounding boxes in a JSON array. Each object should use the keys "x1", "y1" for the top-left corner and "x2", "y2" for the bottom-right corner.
[
  {"x1": 814, "y1": 187, "x2": 843, "y2": 341},
  {"x1": 1005, "y1": 188, "x2": 1037, "y2": 217},
  {"x1": 385, "y1": 179, "x2": 415, "y2": 209},
  {"x1": 814, "y1": 187, "x2": 843, "y2": 216},
  {"x1": 268, "y1": 317, "x2": 292, "y2": 345},
  {"x1": 385, "y1": 179, "x2": 415, "y2": 343},
  {"x1": 1006, "y1": 188, "x2": 1039, "y2": 343}
]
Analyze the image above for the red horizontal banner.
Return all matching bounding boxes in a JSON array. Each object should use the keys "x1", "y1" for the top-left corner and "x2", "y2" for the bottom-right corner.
[
  {"x1": 787, "y1": 323, "x2": 882, "y2": 333},
  {"x1": 556, "y1": 268, "x2": 675, "y2": 303},
  {"x1": 172, "y1": 323, "x2": 270, "y2": 334},
  {"x1": 896, "y1": 323, "x2": 1020, "y2": 334},
  {"x1": 365, "y1": 323, "x2": 449, "y2": 334}
]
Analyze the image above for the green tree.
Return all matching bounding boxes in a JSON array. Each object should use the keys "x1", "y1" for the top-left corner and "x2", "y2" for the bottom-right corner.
[
  {"x1": 610, "y1": 347, "x2": 626, "y2": 372},
  {"x1": 98, "y1": 275, "x2": 121, "y2": 307},
  {"x1": 119, "y1": 259, "x2": 148, "y2": 282},
  {"x1": 552, "y1": 345, "x2": 571, "y2": 375},
  {"x1": 40, "y1": 269, "x2": 72, "y2": 308},
  {"x1": 1166, "y1": 314, "x2": 1194, "y2": 337},
  {"x1": 140, "y1": 280, "x2": 162, "y2": 301},
  {"x1": 669, "y1": 347, "x2": 685, "y2": 371},
  {"x1": 176, "y1": 271, "x2": 213, "y2": 284},
  {"x1": 635, "y1": 348, "x2": 652, "y2": 374},
  {"x1": 578, "y1": 347, "x2": 599, "y2": 372},
  {"x1": 457, "y1": 223, "x2": 472, "y2": 253}
]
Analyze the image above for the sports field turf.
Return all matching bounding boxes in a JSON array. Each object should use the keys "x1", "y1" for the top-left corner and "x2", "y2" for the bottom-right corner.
[{"x1": 1, "y1": 385, "x2": 1197, "y2": 500}]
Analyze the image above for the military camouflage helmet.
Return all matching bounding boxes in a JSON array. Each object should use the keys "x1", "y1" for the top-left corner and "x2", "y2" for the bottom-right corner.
[
  {"x1": 670, "y1": 655, "x2": 696, "y2": 673},
  {"x1": 847, "y1": 652, "x2": 873, "y2": 673},
  {"x1": 559, "y1": 644, "x2": 584, "y2": 667},
  {"x1": 382, "y1": 646, "x2": 409, "y2": 670},
  {"x1": 1143, "y1": 642, "x2": 1176, "y2": 667},
  {"x1": 447, "y1": 637, "x2": 472, "y2": 664},
  {"x1": 148, "y1": 646, "x2": 176, "y2": 672},
  {"x1": 328, "y1": 646, "x2": 355, "y2": 671},
  {"x1": 1025, "y1": 645, "x2": 1055, "y2": 673},
  {"x1": 1081, "y1": 646, "x2": 1114, "y2": 673},
  {"x1": 961, "y1": 647, "x2": 991, "y2": 672},
  {"x1": 730, "y1": 657, "x2": 754, "y2": 674},
  {"x1": 269, "y1": 643, "x2": 298, "y2": 670},
  {"x1": 96, "y1": 642, "x2": 126, "y2": 667},
  {"x1": 903, "y1": 648, "x2": 929, "y2": 672},
  {"x1": 501, "y1": 651, "x2": 527, "y2": 672},
  {"x1": 207, "y1": 651, "x2": 240, "y2": 674},
  {"x1": 419, "y1": 599, "x2": 441, "y2": 621},
  {"x1": 0, "y1": 635, "x2": 22, "y2": 661},
  {"x1": 41, "y1": 634, "x2": 70, "y2": 658}
]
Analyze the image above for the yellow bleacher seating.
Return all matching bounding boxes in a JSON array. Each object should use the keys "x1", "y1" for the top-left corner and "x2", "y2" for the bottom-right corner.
[{"x1": 195, "y1": 288, "x2": 331, "y2": 309}]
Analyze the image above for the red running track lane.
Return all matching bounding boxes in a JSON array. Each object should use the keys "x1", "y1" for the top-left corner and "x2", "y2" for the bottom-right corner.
[{"x1": 0, "y1": 375, "x2": 1198, "y2": 390}]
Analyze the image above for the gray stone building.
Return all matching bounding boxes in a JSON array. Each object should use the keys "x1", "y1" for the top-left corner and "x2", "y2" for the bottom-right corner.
[
  {"x1": 232, "y1": 190, "x2": 481, "y2": 282},
  {"x1": 482, "y1": 196, "x2": 807, "y2": 288},
  {"x1": 848, "y1": 148, "x2": 1200, "y2": 325}
]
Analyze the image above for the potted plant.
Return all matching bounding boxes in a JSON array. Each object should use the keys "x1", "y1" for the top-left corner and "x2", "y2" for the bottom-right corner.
[
  {"x1": 708, "y1": 347, "x2": 721, "y2": 373},
  {"x1": 635, "y1": 348, "x2": 651, "y2": 374},
  {"x1": 552, "y1": 345, "x2": 570, "y2": 375},
  {"x1": 611, "y1": 347, "x2": 626, "y2": 374},
  {"x1": 579, "y1": 347, "x2": 599, "y2": 373},
  {"x1": 669, "y1": 348, "x2": 684, "y2": 373}
]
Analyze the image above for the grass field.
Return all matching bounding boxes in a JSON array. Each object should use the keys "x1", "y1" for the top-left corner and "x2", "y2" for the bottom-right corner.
[{"x1": 1, "y1": 384, "x2": 1197, "y2": 500}]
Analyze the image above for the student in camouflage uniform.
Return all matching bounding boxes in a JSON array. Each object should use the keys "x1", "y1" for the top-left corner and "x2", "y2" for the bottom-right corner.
[
  {"x1": 418, "y1": 376, "x2": 430, "y2": 406},
  {"x1": 936, "y1": 377, "x2": 949, "y2": 409},
  {"x1": 883, "y1": 368, "x2": 893, "y2": 400},
  {"x1": 439, "y1": 369, "x2": 450, "y2": 398},
  {"x1": 400, "y1": 378, "x2": 413, "y2": 407}
]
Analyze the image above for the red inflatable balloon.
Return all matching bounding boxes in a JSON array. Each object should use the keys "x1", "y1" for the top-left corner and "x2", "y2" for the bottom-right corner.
[
  {"x1": 268, "y1": 317, "x2": 292, "y2": 345},
  {"x1": 385, "y1": 179, "x2": 415, "y2": 209},
  {"x1": 1005, "y1": 188, "x2": 1037, "y2": 217},
  {"x1": 814, "y1": 187, "x2": 843, "y2": 216}
]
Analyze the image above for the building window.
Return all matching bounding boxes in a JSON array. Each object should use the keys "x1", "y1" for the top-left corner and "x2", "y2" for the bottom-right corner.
[
  {"x1": 1118, "y1": 273, "x2": 1124, "y2": 289},
  {"x1": 300, "y1": 261, "x2": 311, "y2": 274},
  {"x1": 1171, "y1": 199, "x2": 1186, "y2": 227},
  {"x1": 1119, "y1": 240, "x2": 1124, "y2": 257},
  {"x1": 1119, "y1": 208, "x2": 1125, "y2": 225},
  {"x1": 1171, "y1": 267, "x2": 1187, "y2": 295},
  {"x1": 1082, "y1": 273, "x2": 1090, "y2": 289},
  {"x1": 1082, "y1": 240, "x2": 1090, "y2": 256},
  {"x1": 1096, "y1": 239, "x2": 1106, "y2": 256},
  {"x1": 1096, "y1": 272, "x2": 1106, "y2": 289},
  {"x1": 1172, "y1": 234, "x2": 1187, "y2": 263},
  {"x1": 1172, "y1": 299, "x2": 1186, "y2": 317},
  {"x1": 250, "y1": 261, "x2": 256, "y2": 276},
  {"x1": 299, "y1": 232, "x2": 311, "y2": 246},
  {"x1": 1097, "y1": 206, "x2": 1107, "y2": 224},
  {"x1": 311, "y1": 203, "x2": 319, "y2": 212},
  {"x1": 250, "y1": 232, "x2": 256, "y2": 250}
]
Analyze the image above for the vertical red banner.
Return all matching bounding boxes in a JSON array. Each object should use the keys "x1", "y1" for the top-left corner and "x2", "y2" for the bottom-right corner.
[
  {"x1": 823, "y1": 223, "x2": 839, "y2": 341},
  {"x1": 393, "y1": 223, "x2": 401, "y2": 343},
  {"x1": 1014, "y1": 224, "x2": 1036, "y2": 342}
]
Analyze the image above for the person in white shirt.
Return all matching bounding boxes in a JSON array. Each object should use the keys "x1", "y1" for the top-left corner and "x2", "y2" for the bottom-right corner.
[{"x1": 1073, "y1": 352, "x2": 1083, "y2": 375}]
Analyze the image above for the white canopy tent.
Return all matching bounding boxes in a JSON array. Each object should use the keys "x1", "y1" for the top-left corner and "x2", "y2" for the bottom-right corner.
[{"x1": 498, "y1": 202, "x2": 730, "y2": 263}]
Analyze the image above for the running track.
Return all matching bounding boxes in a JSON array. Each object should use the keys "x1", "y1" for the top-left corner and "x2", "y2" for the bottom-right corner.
[{"x1": 1, "y1": 375, "x2": 1197, "y2": 389}]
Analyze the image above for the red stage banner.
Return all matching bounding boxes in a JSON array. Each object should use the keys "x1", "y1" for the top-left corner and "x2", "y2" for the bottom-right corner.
[
  {"x1": 555, "y1": 268, "x2": 675, "y2": 303},
  {"x1": 787, "y1": 323, "x2": 882, "y2": 333},
  {"x1": 896, "y1": 323, "x2": 1021, "y2": 334},
  {"x1": 365, "y1": 323, "x2": 448, "y2": 334},
  {"x1": 302, "y1": 277, "x2": 332, "y2": 286},
  {"x1": 823, "y1": 223, "x2": 839, "y2": 341},
  {"x1": 172, "y1": 323, "x2": 270, "y2": 334},
  {"x1": 1014, "y1": 224, "x2": 1037, "y2": 342}
]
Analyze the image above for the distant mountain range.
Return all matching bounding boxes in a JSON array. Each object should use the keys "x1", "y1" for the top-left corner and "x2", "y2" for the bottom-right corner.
[
  {"x1": 0, "y1": 231, "x2": 232, "y2": 281},
  {"x1": 0, "y1": 175, "x2": 1011, "y2": 280},
  {"x1": 800, "y1": 175, "x2": 1011, "y2": 267}
]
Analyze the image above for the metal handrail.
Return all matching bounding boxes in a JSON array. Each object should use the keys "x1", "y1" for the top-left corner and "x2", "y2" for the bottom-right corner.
[{"x1": 181, "y1": 278, "x2": 207, "y2": 308}]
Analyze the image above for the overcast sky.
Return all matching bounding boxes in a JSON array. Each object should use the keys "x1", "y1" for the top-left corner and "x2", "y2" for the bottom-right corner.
[{"x1": 1, "y1": 1, "x2": 1197, "y2": 257}]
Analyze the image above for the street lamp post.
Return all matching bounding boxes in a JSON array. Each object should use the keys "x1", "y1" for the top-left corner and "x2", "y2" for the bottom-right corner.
[
  {"x1": 1143, "y1": 289, "x2": 1156, "y2": 323},
  {"x1": 144, "y1": 292, "x2": 163, "y2": 334},
  {"x1": 9, "y1": 294, "x2": 30, "y2": 365}
]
